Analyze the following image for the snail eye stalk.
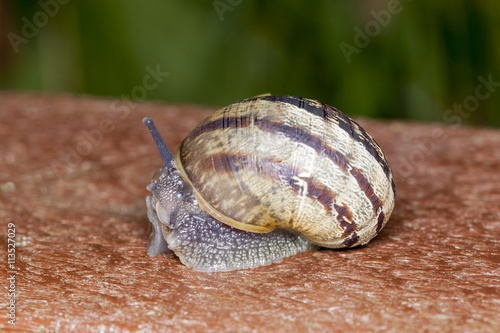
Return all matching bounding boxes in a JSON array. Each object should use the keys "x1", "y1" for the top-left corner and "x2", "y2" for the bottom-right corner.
[{"x1": 143, "y1": 117, "x2": 175, "y2": 168}]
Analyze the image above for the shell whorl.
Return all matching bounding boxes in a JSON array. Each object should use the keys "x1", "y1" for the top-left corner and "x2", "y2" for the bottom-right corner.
[{"x1": 175, "y1": 96, "x2": 395, "y2": 248}]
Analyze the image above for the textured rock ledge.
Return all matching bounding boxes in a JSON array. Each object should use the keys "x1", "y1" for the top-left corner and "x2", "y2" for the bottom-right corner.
[{"x1": 0, "y1": 92, "x2": 499, "y2": 332}]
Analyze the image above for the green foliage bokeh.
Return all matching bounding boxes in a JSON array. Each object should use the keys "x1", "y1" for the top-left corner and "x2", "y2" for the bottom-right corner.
[{"x1": 1, "y1": 0, "x2": 499, "y2": 127}]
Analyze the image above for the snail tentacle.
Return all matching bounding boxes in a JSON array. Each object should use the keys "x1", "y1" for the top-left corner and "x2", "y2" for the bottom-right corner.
[{"x1": 143, "y1": 117, "x2": 175, "y2": 168}]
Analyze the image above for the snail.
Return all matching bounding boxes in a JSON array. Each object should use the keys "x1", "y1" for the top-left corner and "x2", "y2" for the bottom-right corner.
[{"x1": 143, "y1": 95, "x2": 395, "y2": 272}]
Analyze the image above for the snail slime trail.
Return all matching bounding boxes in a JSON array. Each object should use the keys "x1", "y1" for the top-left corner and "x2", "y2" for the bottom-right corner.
[{"x1": 143, "y1": 96, "x2": 395, "y2": 272}]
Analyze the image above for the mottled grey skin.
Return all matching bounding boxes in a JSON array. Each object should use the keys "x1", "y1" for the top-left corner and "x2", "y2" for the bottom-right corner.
[
  {"x1": 143, "y1": 117, "x2": 315, "y2": 272},
  {"x1": 146, "y1": 168, "x2": 315, "y2": 272}
]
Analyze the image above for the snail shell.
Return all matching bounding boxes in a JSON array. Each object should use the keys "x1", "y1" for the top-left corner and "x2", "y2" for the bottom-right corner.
[{"x1": 144, "y1": 95, "x2": 395, "y2": 271}]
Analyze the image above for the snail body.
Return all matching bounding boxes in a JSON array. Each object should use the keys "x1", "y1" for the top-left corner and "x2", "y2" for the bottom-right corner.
[{"x1": 144, "y1": 95, "x2": 395, "y2": 272}]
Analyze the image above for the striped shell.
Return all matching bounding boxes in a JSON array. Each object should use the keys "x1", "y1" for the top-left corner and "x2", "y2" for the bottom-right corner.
[{"x1": 174, "y1": 95, "x2": 395, "y2": 248}]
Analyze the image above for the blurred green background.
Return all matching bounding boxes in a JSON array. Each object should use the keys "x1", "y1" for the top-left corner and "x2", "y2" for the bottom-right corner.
[{"x1": 1, "y1": 0, "x2": 499, "y2": 126}]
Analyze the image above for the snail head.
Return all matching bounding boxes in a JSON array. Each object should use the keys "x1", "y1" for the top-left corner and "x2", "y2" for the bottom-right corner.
[{"x1": 143, "y1": 117, "x2": 194, "y2": 229}]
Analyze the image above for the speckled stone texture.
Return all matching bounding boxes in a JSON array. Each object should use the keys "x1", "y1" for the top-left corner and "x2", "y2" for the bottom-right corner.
[{"x1": 0, "y1": 92, "x2": 499, "y2": 332}]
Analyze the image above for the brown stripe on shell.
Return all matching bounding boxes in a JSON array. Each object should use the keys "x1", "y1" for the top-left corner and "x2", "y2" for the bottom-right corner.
[
  {"x1": 191, "y1": 152, "x2": 362, "y2": 240},
  {"x1": 334, "y1": 204, "x2": 356, "y2": 238},
  {"x1": 274, "y1": 163, "x2": 359, "y2": 241},
  {"x1": 194, "y1": 152, "x2": 262, "y2": 211},
  {"x1": 190, "y1": 96, "x2": 394, "y2": 197},
  {"x1": 349, "y1": 167, "x2": 383, "y2": 215},
  {"x1": 255, "y1": 119, "x2": 349, "y2": 172},
  {"x1": 188, "y1": 116, "x2": 350, "y2": 173},
  {"x1": 187, "y1": 115, "x2": 384, "y2": 221},
  {"x1": 341, "y1": 115, "x2": 396, "y2": 196},
  {"x1": 196, "y1": 151, "x2": 235, "y2": 174},
  {"x1": 250, "y1": 95, "x2": 395, "y2": 194},
  {"x1": 285, "y1": 170, "x2": 335, "y2": 214},
  {"x1": 187, "y1": 113, "x2": 252, "y2": 139},
  {"x1": 376, "y1": 211, "x2": 385, "y2": 233},
  {"x1": 194, "y1": 152, "x2": 340, "y2": 218},
  {"x1": 343, "y1": 232, "x2": 360, "y2": 247}
]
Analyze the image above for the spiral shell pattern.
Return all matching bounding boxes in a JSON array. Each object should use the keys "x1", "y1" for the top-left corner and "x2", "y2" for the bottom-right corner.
[{"x1": 175, "y1": 96, "x2": 395, "y2": 248}]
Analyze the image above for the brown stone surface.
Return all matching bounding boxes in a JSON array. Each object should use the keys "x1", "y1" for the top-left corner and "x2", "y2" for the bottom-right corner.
[{"x1": 0, "y1": 92, "x2": 499, "y2": 332}]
